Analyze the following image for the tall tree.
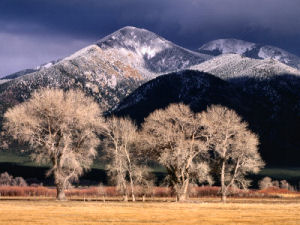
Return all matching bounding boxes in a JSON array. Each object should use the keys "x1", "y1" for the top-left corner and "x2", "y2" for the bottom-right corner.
[
  {"x1": 4, "y1": 88, "x2": 104, "y2": 200},
  {"x1": 142, "y1": 103, "x2": 211, "y2": 201},
  {"x1": 202, "y1": 105, "x2": 264, "y2": 202},
  {"x1": 103, "y1": 117, "x2": 151, "y2": 201}
]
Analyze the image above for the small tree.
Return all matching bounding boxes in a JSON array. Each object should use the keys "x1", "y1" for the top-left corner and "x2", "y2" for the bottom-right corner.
[
  {"x1": 103, "y1": 117, "x2": 151, "y2": 201},
  {"x1": 4, "y1": 88, "x2": 104, "y2": 200},
  {"x1": 280, "y1": 180, "x2": 292, "y2": 190},
  {"x1": 272, "y1": 180, "x2": 280, "y2": 188},
  {"x1": 142, "y1": 103, "x2": 211, "y2": 202},
  {"x1": 258, "y1": 177, "x2": 273, "y2": 190},
  {"x1": 0, "y1": 172, "x2": 14, "y2": 186},
  {"x1": 202, "y1": 105, "x2": 264, "y2": 202}
]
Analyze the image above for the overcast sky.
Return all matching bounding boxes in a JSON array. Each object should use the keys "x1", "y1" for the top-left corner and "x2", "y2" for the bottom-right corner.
[{"x1": 1, "y1": 0, "x2": 300, "y2": 77}]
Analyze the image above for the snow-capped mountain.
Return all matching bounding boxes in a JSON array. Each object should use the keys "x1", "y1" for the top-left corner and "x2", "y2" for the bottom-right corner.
[
  {"x1": 97, "y1": 26, "x2": 211, "y2": 74},
  {"x1": 198, "y1": 39, "x2": 300, "y2": 70},
  {"x1": 114, "y1": 70, "x2": 300, "y2": 166},
  {"x1": 0, "y1": 26, "x2": 213, "y2": 129},
  {"x1": 190, "y1": 54, "x2": 300, "y2": 80}
]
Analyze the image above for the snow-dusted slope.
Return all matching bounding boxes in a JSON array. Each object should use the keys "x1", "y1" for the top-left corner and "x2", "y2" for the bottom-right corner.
[
  {"x1": 0, "y1": 44, "x2": 146, "y2": 115},
  {"x1": 0, "y1": 79, "x2": 10, "y2": 85},
  {"x1": 198, "y1": 39, "x2": 300, "y2": 70},
  {"x1": 1, "y1": 60, "x2": 60, "y2": 81},
  {"x1": 97, "y1": 26, "x2": 211, "y2": 74},
  {"x1": 199, "y1": 39, "x2": 256, "y2": 55},
  {"x1": 190, "y1": 54, "x2": 300, "y2": 80},
  {"x1": 1, "y1": 26, "x2": 212, "y2": 88},
  {"x1": 0, "y1": 26, "x2": 214, "y2": 118}
]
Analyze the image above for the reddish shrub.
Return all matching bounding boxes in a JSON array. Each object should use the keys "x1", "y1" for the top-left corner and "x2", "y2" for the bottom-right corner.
[
  {"x1": 152, "y1": 187, "x2": 172, "y2": 197},
  {"x1": 257, "y1": 187, "x2": 295, "y2": 194},
  {"x1": 0, "y1": 186, "x2": 55, "y2": 197},
  {"x1": 0, "y1": 185, "x2": 297, "y2": 199}
]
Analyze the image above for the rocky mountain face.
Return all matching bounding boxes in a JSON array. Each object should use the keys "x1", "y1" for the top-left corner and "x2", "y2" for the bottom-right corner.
[
  {"x1": 198, "y1": 39, "x2": 300, "y2": 70},
  {"x1": 190, "y1": 54, "x2": 300, "y2": 80},
  {"x1": 114, "y1": 70, "x2": 300, "y2": 166}
]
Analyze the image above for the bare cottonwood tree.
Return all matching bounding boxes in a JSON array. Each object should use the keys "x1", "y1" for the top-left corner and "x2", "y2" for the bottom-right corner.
[
  {"x1": 103, "y1": 117, "x2": 151, "y2": 201},
  {"x1": 142, "y1": 104, "x2": 211, "y2": 201},
  {"x1": 4, "y1": 88, "x2": 104, "y2": 200},
  {"x1": 258, "y1": 177, "x2": 273, "y2": 190},
  {"x1": 201, "y1": 105, "x2": 264, "y2": 202}
]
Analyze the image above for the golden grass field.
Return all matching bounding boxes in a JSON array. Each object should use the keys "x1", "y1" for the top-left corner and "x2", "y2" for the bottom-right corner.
[{"x1": 0, "y1": 198, "x2": 300, "y2": 225}]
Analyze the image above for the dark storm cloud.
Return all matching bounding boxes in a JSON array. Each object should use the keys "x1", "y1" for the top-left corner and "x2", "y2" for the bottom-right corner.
[{"x1": 1, "y1": 0, "x2": 300, "y2": 76}]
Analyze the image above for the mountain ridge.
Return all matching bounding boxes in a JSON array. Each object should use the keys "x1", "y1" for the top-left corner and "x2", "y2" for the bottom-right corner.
[
  {"x1": 190, "y1": 54, "x2": 300, "y2": 80},
  {"x1": 198, "y1": 38, "x2": 300, "y2": 70}
]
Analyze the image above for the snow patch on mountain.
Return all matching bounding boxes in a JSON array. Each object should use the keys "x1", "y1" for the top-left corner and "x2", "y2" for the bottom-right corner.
[
  {"x1": 0, "y1": 79, "x2": 10, "y2": 85},
  {"x1": 198, "y1": 39, "x2": 300, "y2": 70},
  {"x1": 199, "y1": 39, "x2": 256, "y2": 55},
  {"x1": 190, "y1": 54, "x2": 300, "y2": 80},
  {"x1": 98, "y1": 26, "x2": 171, "y2": 58},
  {"x1": 97, "y1": 26, "x2": 211, "y2": 74},
  {"x1": 258, "y1": 46, "x2": 291, "y2": 64},
  {"x1": 36, "y1": 60, "x2": 58, "y2": 70},
  {"x1": 64, "y1": 45, "x2": 96, "y2": 61}
]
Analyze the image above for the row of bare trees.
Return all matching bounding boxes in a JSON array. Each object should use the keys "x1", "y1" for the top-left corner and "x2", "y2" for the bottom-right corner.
[{"x1": 2, "y1": 88, "x2": 264, "y2": 202}]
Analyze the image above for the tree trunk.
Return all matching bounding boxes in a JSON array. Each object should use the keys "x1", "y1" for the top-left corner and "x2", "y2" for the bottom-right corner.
[
  {"x1": 132, "y1": 194, "x2": 136, "y2": 202},
  {"x1": 221, "y1": 193, "x2": 227, "y2": 202},
  {"x1": 177, "y1": 193, "x2": 187, "y2": 202},
  {"x1": 128, "y1": 172, "x2": 135, "y2": 202},
  {"x1": 142, "y1": 195, "x2": 146, "y2": 202},
  {"x1": 54, "y1": 170, "x2": 66, "y2": 201},
  {"x1": 221, "y1": 160, "x2": 227, "y2": 203},
  {"x1": 123, "y1": 194, "x2": 128, "y2": 202},
  {"x1": 177, "y1": 180, "x2": 189, "y2": 202},
  {"x1": 56, "y1": 183, "x2": 66, "y2": 201}
]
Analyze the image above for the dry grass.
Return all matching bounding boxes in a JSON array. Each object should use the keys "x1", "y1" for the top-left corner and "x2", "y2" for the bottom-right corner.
[{"x1": 0, "y1": 198, "x2": 300, "y2": 225}]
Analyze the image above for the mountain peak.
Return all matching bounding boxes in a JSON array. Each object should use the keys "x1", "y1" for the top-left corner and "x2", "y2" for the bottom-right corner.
[
  {"x1": 96, "y1": 26, "x2": 211, "y2": 74},
  {"x1": 118, "y1": 26, "x2": 146, "y2": 32},
  {"x1": 96, "y1": 26, "x2": 170, "y2": 55}
]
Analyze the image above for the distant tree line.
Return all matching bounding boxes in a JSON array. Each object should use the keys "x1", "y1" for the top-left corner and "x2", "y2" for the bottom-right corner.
[
  {"x1": 258, "y1": 177, "x2": 294, "y2": 191},
  {"x1": 0, "y1": 172, "x2": 27, "y2": 187},
  {"x1": 3, "y1": 88, "x2": 264, "y2": 202}
]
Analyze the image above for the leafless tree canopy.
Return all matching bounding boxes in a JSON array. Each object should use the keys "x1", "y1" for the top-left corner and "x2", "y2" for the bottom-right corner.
[
  {"x1": 201, "y1": 105, "x2": 264, "y2": 202},
  {"x1": 3, "y1": 88, "x2": 265, "y2": 202},
  {"x1": 142, "y1": 103, "x2": 211, "y2": 201},
  {"x1": 258, "y1": 177, "x2": 293, "y2": 191},
  {"x1": 4, "y1": 88, "x2": 104, "y2": 200},
  {"x1": 258, "y1": 177, "x2": 273, "y2": 190},
  {"x1": 103, "y1": 116, "x2": 151, "y2": 201},
  {"x1": 0, "y1": 172, "x2": 27, "y2": 186}
]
